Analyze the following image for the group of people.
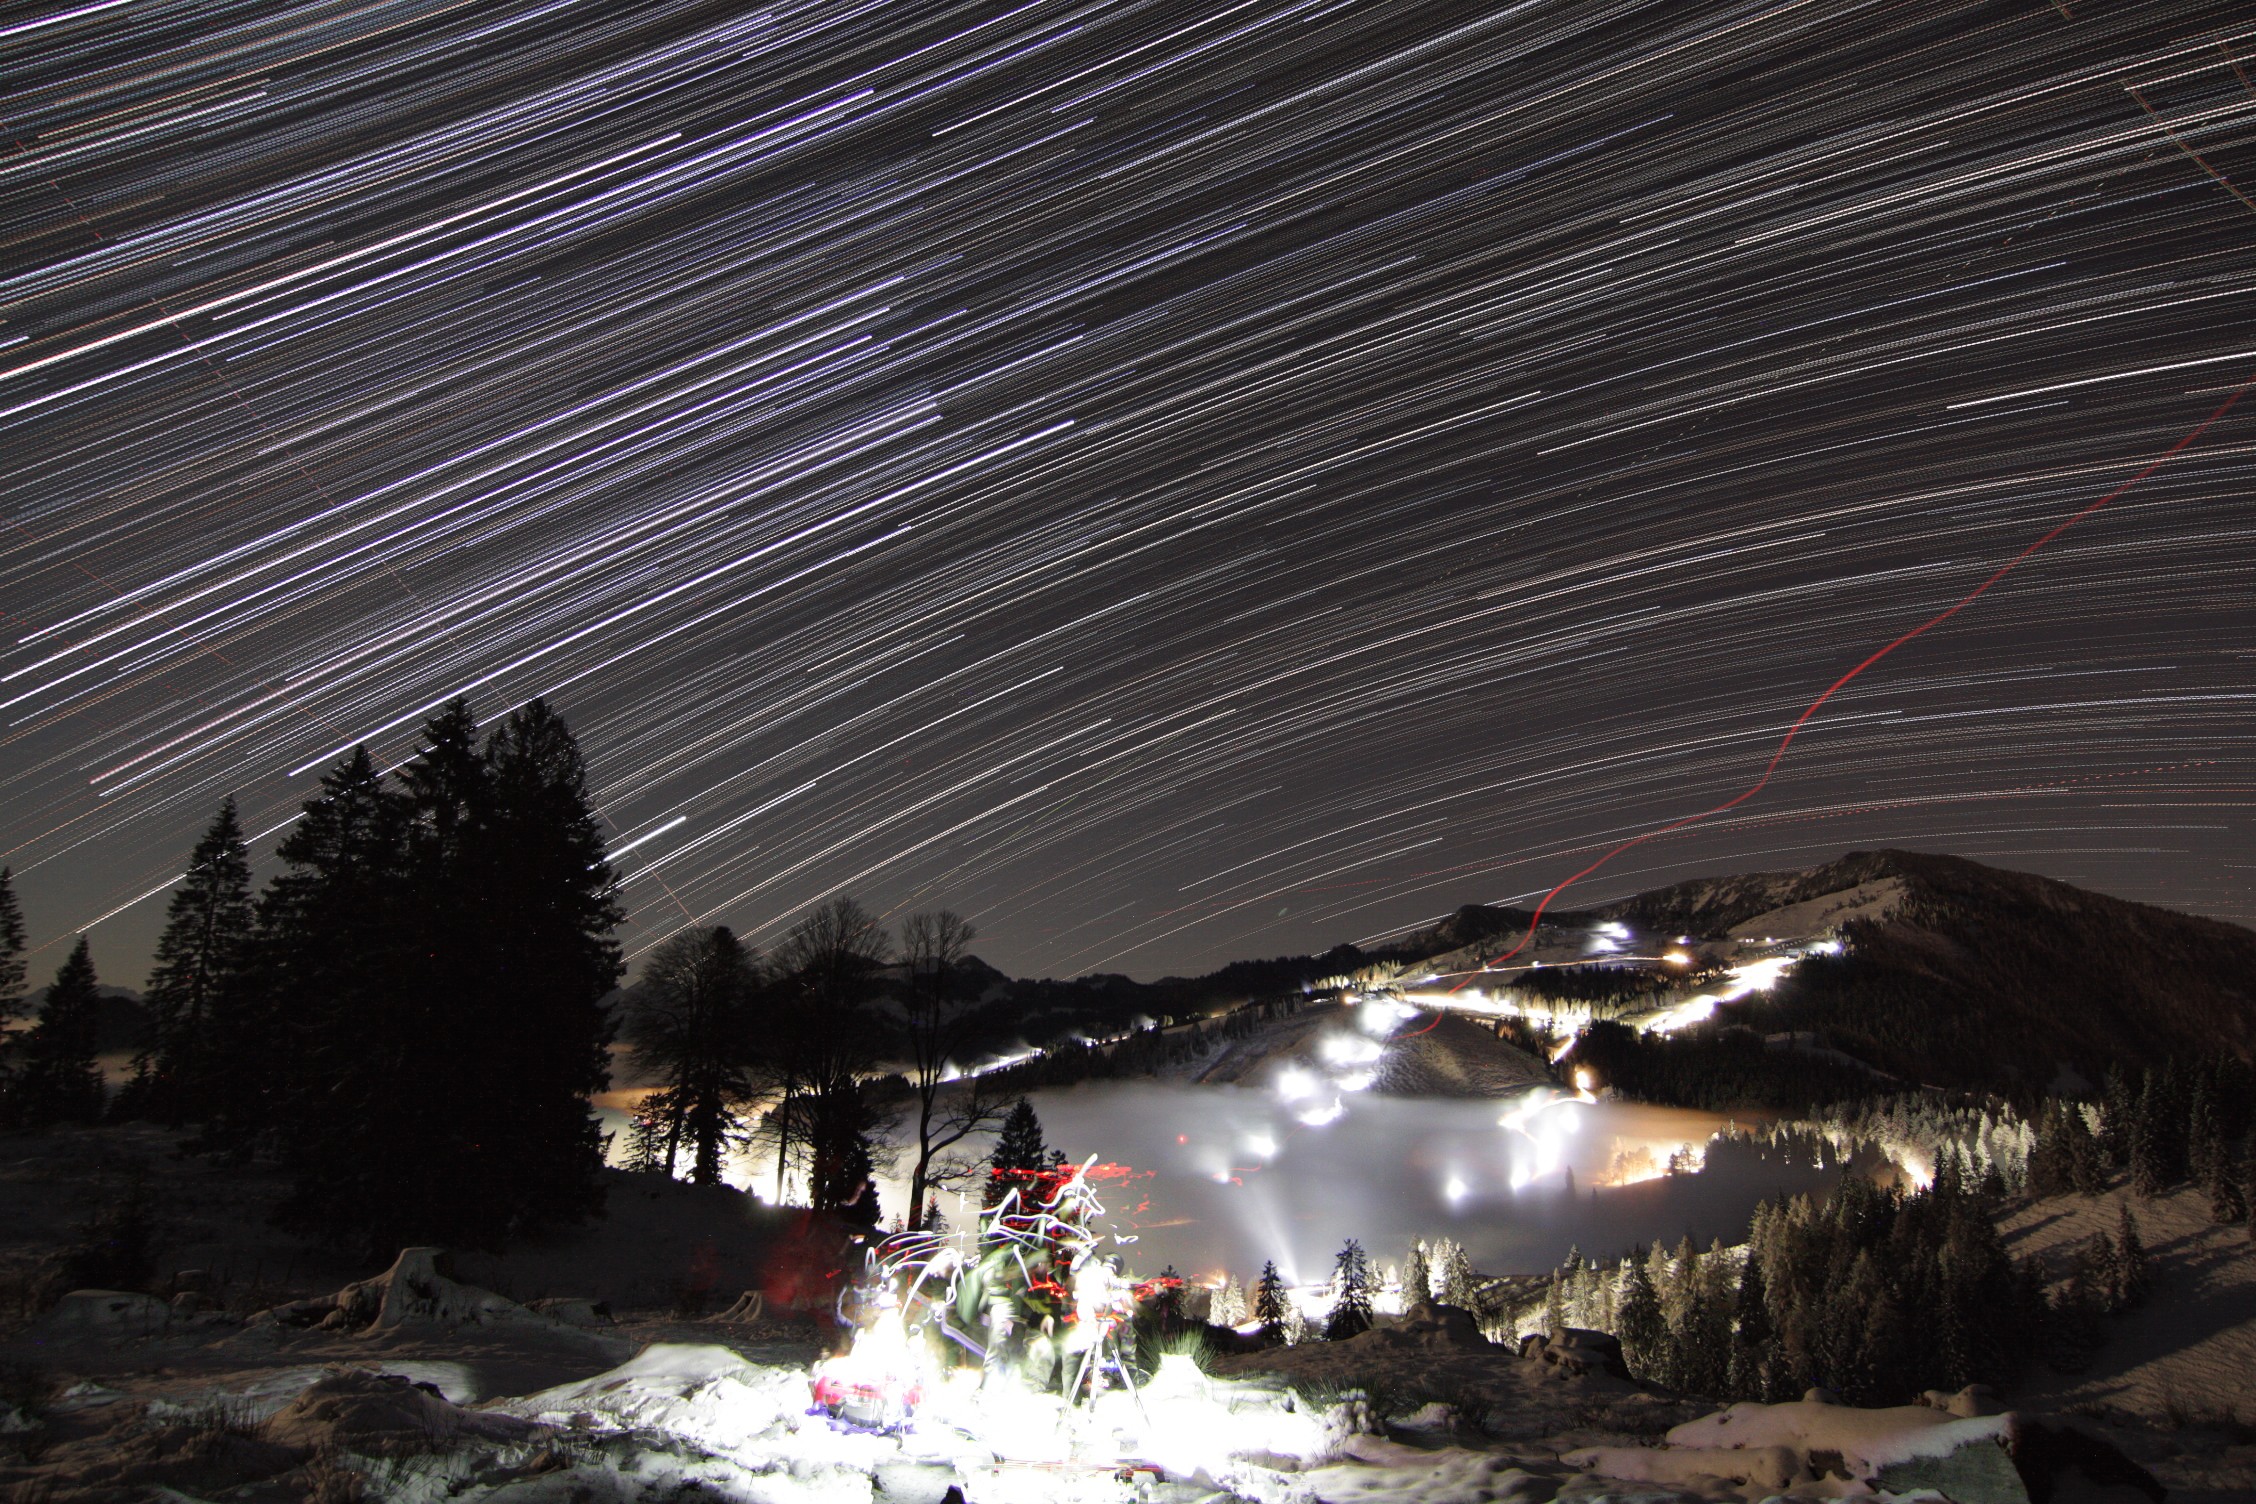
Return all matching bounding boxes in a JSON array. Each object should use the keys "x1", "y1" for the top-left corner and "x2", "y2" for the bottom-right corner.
[{"x1": 816, "y1": 1155, "x2": 1148, "y2": 1429}]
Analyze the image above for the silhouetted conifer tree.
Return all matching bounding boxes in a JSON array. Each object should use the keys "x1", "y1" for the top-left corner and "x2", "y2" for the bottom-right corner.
[
  {"x1": 260, "y1": 699, "x2": 621, "y2": 1253},
  {"x1": 985, "y1": 1098, "x2": 1049, "y2": 1209},
  {"x1": 1151, "y1": 1265, "x2": 1184, "y2": 1334},
  {"x1": 133, "y1": 799, "x2": 254, "y2": 1124},
  {"x1": 0, "y1": 867, "x2": 24, "y2": 1118},
  {"x1": 2064, "y1": 1105, "x2": 2106, "y2": 1196},
  {"x1": 1728, "y1": 1248, "x2": 1775, "y2": 1400},
  {"x1": 474, "y1": 698, "x2": 622, "y2": 1229},
  {"x1": 263, "y1": 745, "x2": 413, "y2": 1246},
  {"x1": 2129, "y1": 1072, "x2": 2171, "y2": 1198},
  {"x1": 2111, "y1": 1203, "x2": 2150, "y2": 1311},
  {"x1": 2044, "y1": 1254, "x2": 2104, "y2": 1374},
  {"x1": 1253, "y1": 1260, "x2": 1288, "y2": 1345},
  {"x1": 0, "y1": 868, "x2": 25, "y2": 1029},
  {"x1": 805, "y1": 1075, "x2": 886, "y2": 1227},
  {"x1": 2097, "y1": 1067, "x2": 2137, "y2": 1168},
  {"x1": 17, "y1": 938, "x2": 106, "y2": 1127}
]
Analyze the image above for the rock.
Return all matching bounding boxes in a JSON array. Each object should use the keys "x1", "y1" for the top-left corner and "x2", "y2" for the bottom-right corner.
[
  {"x1": 1354, "y1": 1301, "x2": 1491, "y2": 1351},
  {"x1": 1917, "y1": 1382, "x2": 2005, "y2": 1418},
  {"x1": 530, "y1": 1295, "x2": 614, "y2": 1326},
  {"x1": 2007, "y1": 1418, "x2": 2165, "y2": 1504},
  {"x1": 170, "y1": 1290, "x2": 217, "y2": 1314},
  {"x1": 874, "y1": 1460, "x2": 964, "y2": 1503},
  {"x1": 37, "y1": 1289, "x2": 170, "y2": 1338},
  {"x1": 1517, "y1": 1325, "x2": 1630, "y2": 1380},
  {"x1": 1588, "y1": 1398, "x2": 2048, "y2": 1504},
  {"x1": 266, "y1": 1369, "x2": 546, "y2": 1455},
  {"x1": 1564, "y1": 1441, "x2": 1802, "y2": 1492},
  {"x1": 1871, "y1": 1429, "x2": 2029, "y2": 1504}
]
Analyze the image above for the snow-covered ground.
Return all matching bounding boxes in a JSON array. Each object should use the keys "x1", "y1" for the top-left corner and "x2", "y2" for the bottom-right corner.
[
  {"x1": 2006, "y1": 1183, "x2": 2256, "y2": 1421},
  {"x1": 0, "y1": 1290, "x2": 2181, "y2": 1503}
]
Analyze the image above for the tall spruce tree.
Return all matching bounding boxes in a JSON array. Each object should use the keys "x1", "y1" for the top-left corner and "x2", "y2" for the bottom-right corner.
[
  {"x1": 0, "y1": 867, "x2": 24, "y2": 1118},
  {"x1": 18, "y1": 937, "x2": 107, "y2": 1126},
  {"x1": 1402, "y1": 1239, "x2": 1431, "y2": 1309},
  {"x1": 2112, "y1": 1203, "x2": 2150, "y2": 1310},
  {"x1": 0, "y1": 868, "x2": 25, "y2": 1029},
  {"x1": 2064, "y1": 1105, "x2": 2107, "y2": 1196},
  {"x1": 1728, "y1": 1248, "x2": 1775, "y2": 1400},
  {"x1": 1326, "y1": 1239, "x2": 1374, "y2": 1339},
  {"x1": 263, "y1": 700, "x2": 621, "y2": 1252},
  {"x1": 2213, "y1": 1143, "x2": 2251, "y2": 1225},
  {"x1": 1617, "y1": 1248, "x2": 1667, "y2": 1381},
  {"x1": 985, "y1": 1098, "x2": 1050, "y2": 1208},
  {"x1": 139, "y1": 799, "x2": 254, "y2": 1124},
  {"x1": 2129, "y1": 1083, "x2": 2171, "y2": 1197},
  {"x1": 2097, "y1": 1067, "x2": 2137, "y2": 1168},
  {"x1": 264, "y1": 745, "x2": 414, "y2": 1248},
  {"x1": 1253, "y1": 1260, "x2": 1289, "y2": 1345},
  {"x1": 475, "y1": 699, "x2": 622, "y2": 1230}
]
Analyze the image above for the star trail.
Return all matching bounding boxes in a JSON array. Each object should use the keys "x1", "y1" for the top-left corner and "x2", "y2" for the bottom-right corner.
[{"x1": 5, "y1": 0, "x2": 2255, "y2": 983}]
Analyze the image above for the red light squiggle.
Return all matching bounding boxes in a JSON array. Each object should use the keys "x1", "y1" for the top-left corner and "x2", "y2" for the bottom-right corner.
[{"x1": 1445, "y1": 379, "x2": 2253, "y2": 993}]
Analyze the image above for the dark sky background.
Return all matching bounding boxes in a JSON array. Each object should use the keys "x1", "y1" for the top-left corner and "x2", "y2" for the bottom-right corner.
[{"x1": 5, "y1": 0, "x2": 2254, "y2": 990}]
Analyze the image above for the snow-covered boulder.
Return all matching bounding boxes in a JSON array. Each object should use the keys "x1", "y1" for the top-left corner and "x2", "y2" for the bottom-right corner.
[
  {"x1": 36, "y1": 1288, "x2": 171, "y2": 1338},
  {"x1": 265, "y1": 1368, "x2": 547, "y2": 1455},
  {"x1": 1579, "y1": 1395, "x2": 2025, "y2": 1501},
  {"x1": 528, "y1": 1295, "x2": 614, "y2": 1326},
  {"x1": 1352, "y1": 1300, "x2": 1490, "y2": 1351}
]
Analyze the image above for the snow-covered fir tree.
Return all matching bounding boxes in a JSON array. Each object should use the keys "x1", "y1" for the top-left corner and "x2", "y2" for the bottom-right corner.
[
  {"x1": 1253, "y1": 1260, "x2": 1289, "y2": 1345},
  {"x1": 1210, "y1": 1274, "x2": 1246, "y2": 1328},
  {"x1": 1326, "y1": 1239, "x2": 1374, "y2": 1339},
  {"x1": 1401, "y1": 1238, "x2": 1430, "y2": 1307}
]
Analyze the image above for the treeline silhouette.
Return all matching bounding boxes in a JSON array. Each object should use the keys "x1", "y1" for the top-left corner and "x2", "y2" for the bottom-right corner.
[
  {"x1": 1571, "y1": 1017, "x2": 1881, "y2": 1112},
  {"x1": 2027, "y1": 1058, "x2": 2256, "y2": 1216},
  {"x1": 0, "y1": 700, "x2": 1003, "y2": 1254},
  {"x1": 612, "y1": 899, "x2": 998, "y2": 1236},
  {"x1": 1541, "y1": 1165, "x2": 2049, "y2": 1405},
  {"x1": 0, "y1": 700, "x2": 625, "y2": 1255}
]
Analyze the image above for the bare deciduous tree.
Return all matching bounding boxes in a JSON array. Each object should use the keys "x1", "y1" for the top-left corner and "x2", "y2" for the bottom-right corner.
[
  {"x1": 764, "y1": 898, "x2": 891, "y2": 1204},
  {"x1": 899, "y1": 910, "x2": 1011, "y2": 1228}
]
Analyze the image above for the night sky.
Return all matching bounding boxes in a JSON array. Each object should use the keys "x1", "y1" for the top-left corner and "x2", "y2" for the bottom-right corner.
[{"x1": 5, "y1": 0, "x2": 2254, "y2": 987}]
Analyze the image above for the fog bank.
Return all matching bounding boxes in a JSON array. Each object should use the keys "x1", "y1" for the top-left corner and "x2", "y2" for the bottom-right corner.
[{"x1": 902, "y1": 1081, "x2": 1879, "y2": 1284}]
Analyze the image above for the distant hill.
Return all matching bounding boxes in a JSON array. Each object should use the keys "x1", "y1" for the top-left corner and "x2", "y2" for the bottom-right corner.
[
  {"x1": 1393, "y1": 850, "x2": 2256, "y2": 1097},
  {"x1": 965, "y1": 849, "x2": 2256, "y2": 1104},
  {"x1": 1731, "y1": 850, "x2": 2255, "y2": 1092}
]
